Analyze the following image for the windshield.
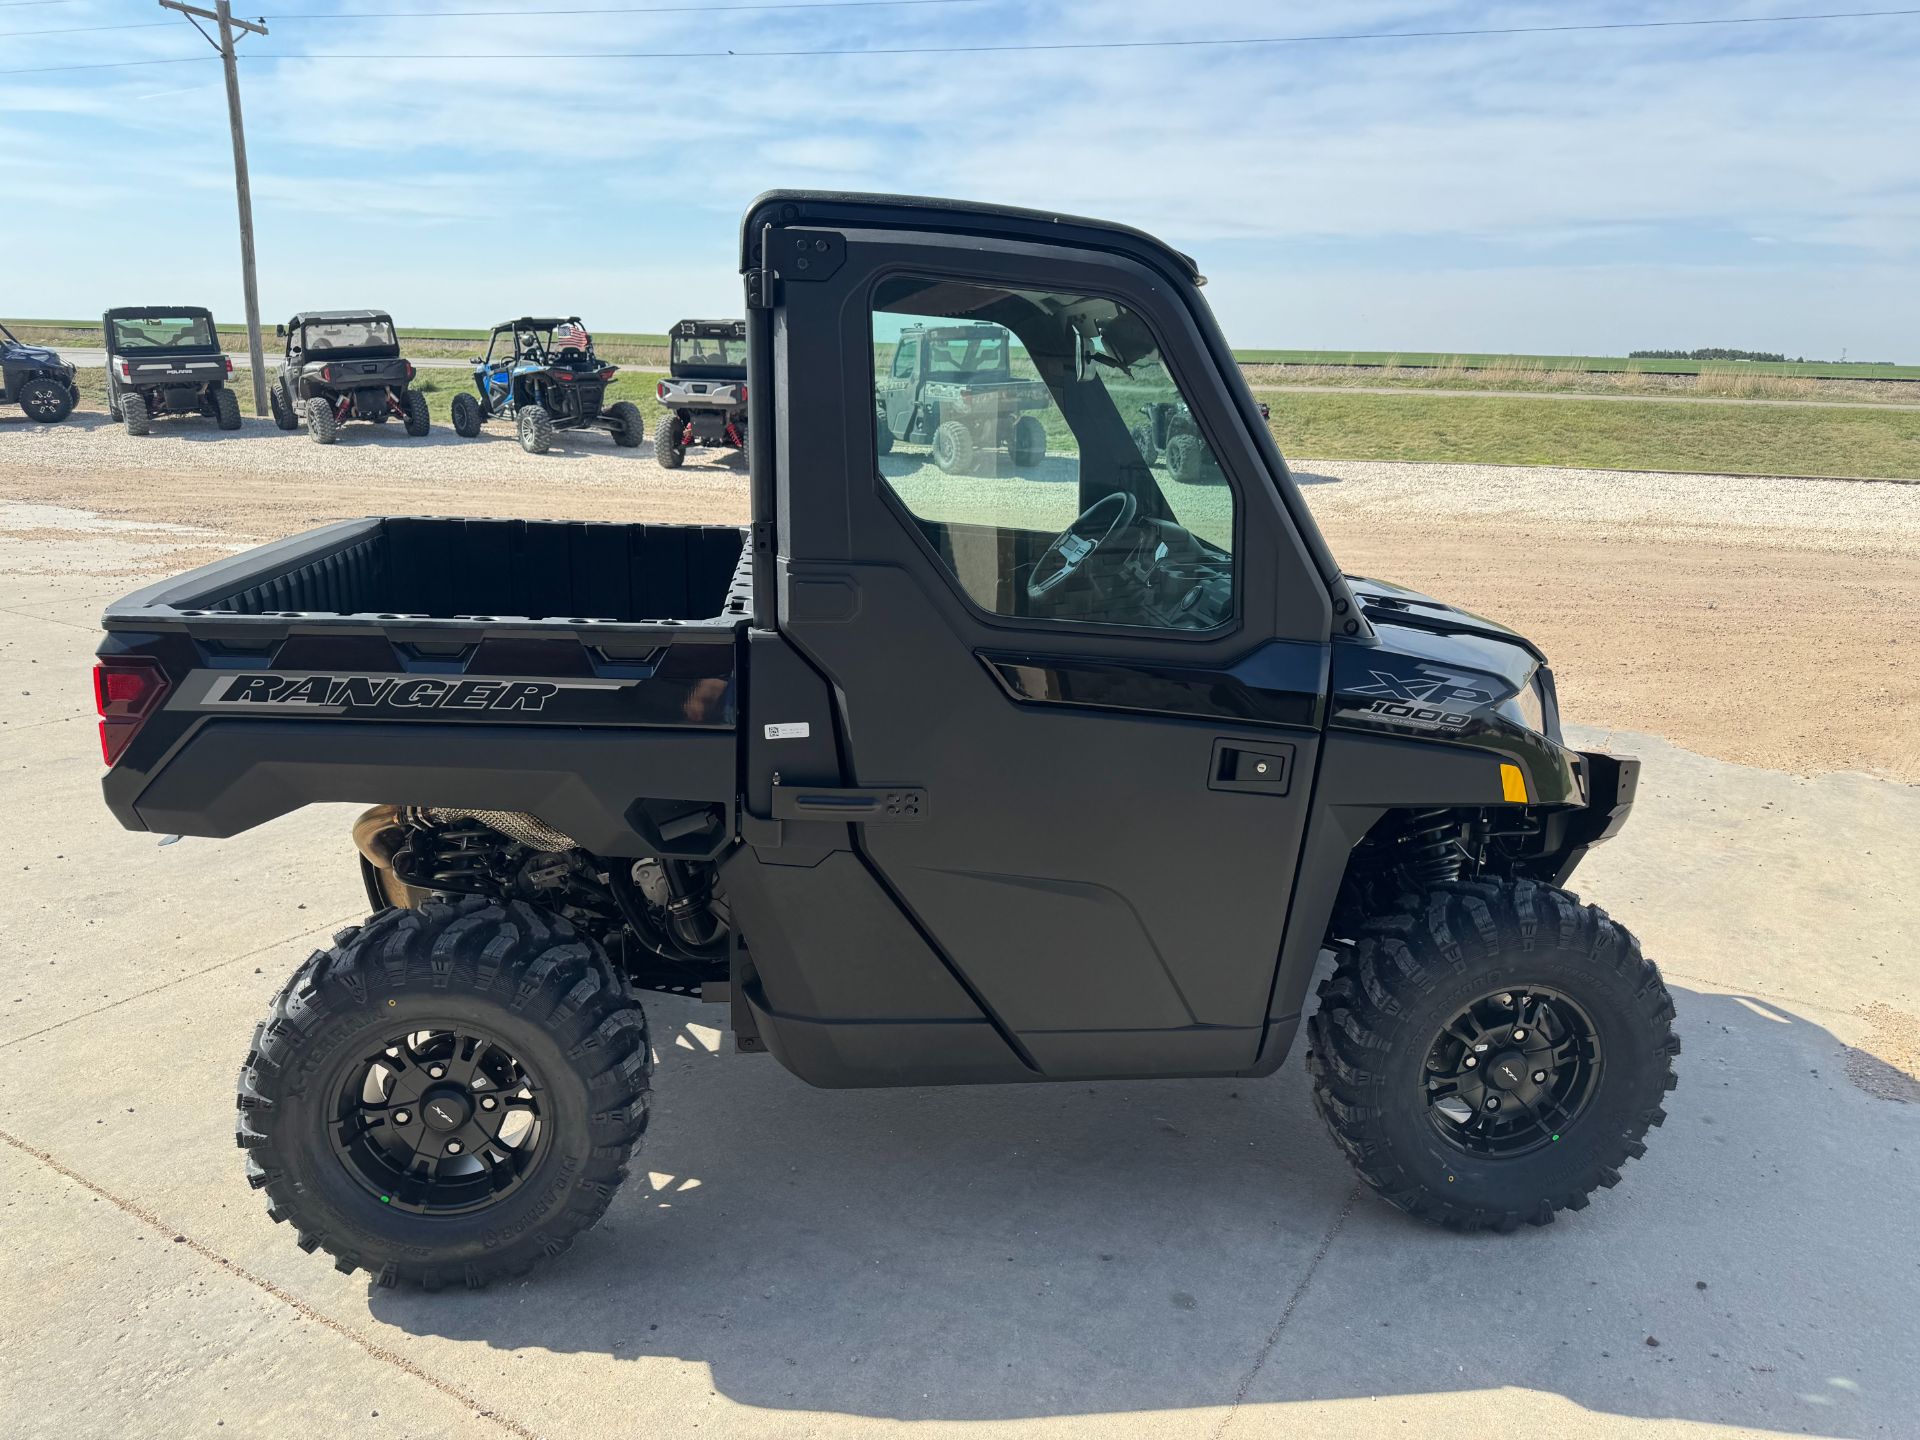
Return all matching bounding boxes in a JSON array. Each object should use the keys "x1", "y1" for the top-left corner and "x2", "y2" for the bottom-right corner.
[
  {"x1": 300, "y1": 318, "x2": 396, "y2": 352},
  {"x1": 924, "y1": 329, "x2": 1007, "y2": 379},
  {"x1": 111, "y1": 314, "x2": 217, "y2": 351},
  {"x1": 671, "y1": 334, "x2": 746, "y2": 367}
]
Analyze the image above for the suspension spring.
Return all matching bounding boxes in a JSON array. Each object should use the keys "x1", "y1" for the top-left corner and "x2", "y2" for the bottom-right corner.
[{"x1": 1405, "y1": 809, "x2": 1465, "y2": 884}]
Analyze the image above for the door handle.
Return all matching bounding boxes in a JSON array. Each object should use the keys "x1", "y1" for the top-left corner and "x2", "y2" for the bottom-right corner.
[{"x1": 1209, "y1": 740, "x2": 1293, "y2": 796}]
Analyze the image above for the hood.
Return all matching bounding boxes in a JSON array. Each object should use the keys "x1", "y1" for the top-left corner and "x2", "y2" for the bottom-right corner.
[
  {"x1": 1346, "y1": 575, "x2": 1544, "y2": 662},
  {"x1": 1331, "y1": 575, "x2": 1552, "y2": 745},
  {"x1": 3, "y1": 341, "x2": 67, "y2": 368}
]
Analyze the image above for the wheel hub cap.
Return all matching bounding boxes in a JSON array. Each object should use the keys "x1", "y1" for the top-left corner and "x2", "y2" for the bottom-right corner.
[{"x1": 1423, "y1": 987, "x2": 1601, "y2": 1157}]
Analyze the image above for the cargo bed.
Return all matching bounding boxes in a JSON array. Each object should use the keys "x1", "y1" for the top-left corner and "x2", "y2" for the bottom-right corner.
[{"x1": 105, "y1": 515, "x2": 753, "y2": 632}]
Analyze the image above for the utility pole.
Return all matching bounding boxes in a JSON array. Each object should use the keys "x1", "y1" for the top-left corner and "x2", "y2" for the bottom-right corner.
[{"x1": 159, "y1": 0, "x2": 269, "y2": 416}]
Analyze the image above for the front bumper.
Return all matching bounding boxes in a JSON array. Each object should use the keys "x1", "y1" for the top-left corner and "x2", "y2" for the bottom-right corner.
[{"x1": 1549, "y1": 749, "x2": 1640, "y2": 885}]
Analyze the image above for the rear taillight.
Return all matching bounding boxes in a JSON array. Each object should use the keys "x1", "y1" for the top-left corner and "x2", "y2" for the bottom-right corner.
[
  {"x1": 321, "y1": 365, "x2": 334, "y2": 382},
  {"x1": 118, "y1": 361, "x2": 131, "y2": 379},
  {"x1": 656, "y1": 380, "x2": 669, "y2": 401},
  {"x1": 741, "y1": 383, "x2": 748, "y2": 405},
  {"x1": 552, "y1": 371, "x2": 573, "y2": 382},
  {"x1": 224, "y1": 356, "x2": 234, "y2": 375},
  {"x1": 404, "y1": 362, "x2": 415, "y2": 381},
  {"x1": 93, "y1": 656, "x2": 169, "y2": 766},
  {"x1": 598, "y1": 366, "x2": 617, "y2": 381}
]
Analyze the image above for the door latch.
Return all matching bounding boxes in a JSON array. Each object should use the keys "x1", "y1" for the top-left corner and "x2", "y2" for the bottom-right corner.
[{"x1": 1208, "y1": 740, "x2": 1293, "y2": 796}]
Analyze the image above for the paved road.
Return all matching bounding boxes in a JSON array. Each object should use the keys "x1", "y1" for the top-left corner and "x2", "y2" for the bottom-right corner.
[{"x1": 0, "y1": 491, "x2": 1914, "y2": 1439}]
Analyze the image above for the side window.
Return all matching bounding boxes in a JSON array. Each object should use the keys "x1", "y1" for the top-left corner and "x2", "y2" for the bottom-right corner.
[{"x1": 870, "y1": 275, "x2": 1236, "y2": 633}]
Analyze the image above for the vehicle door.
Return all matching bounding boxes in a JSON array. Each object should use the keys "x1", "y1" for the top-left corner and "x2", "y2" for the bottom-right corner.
[
  {"x1": 875, "y1": 330, "x2": 919, "y2": 441},
  {"x1": 766, "y1": 220, "x2": 1335, "y2": 1077}
]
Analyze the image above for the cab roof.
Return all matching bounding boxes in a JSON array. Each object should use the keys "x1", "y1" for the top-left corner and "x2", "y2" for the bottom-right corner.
[
  {"x1": 672, "y1": 319, "x2": 746, "y2": 338},
  {"x1": 104, "y1": 305, "x2": 214, "y2": 320},
  {"x1": 288, "y1": 309, "x2": 394, "y2": 326},
  {"x1": 493, "y1": 317, "x2": 584, "y2": 332},
  {"x1": 739, "y1": 191, "x2": 1203, "y2": 285}
]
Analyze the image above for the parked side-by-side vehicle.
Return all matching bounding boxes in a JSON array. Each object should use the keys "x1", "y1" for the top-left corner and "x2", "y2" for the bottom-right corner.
[
  {"x1": 2, "y1": 320, "x2": 78, "y2": 424},
  {"x1": 104, "y1": 306, "x2": 242, "y2": 435},
  {"x1": 451, "y1": 317, "x2": 645, "y2": 453},
  {"x1": 269, "y1": 310, "x2": 431, "y2": 443},
  {"x1": 94, "y1": 191, "x2": 1677, "y2": 1290},
  {"x1": 654, "y1": 317, "x2": 748, "y2": 467}
]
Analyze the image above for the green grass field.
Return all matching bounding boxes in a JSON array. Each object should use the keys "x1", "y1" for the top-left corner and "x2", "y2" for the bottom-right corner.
[
  {"x1": 60, "y1": 367, "x2": 1920, "y2": 479},
  {"x1": 1233, "y1": 349, "x2": 1920, "y2": 380}
]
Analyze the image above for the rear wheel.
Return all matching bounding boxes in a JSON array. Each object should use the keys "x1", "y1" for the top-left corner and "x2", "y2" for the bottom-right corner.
[
  {"x1": 608, "y1": 400, "x2": 643, "y2": 448},
  {"x1": 931, "y1": 419, "x2": 975, "y2": 475},
  {"x1": 121, "y1": 391, "x2": 151, "y2": 436},
  {"x1": 212, "y1": 387, "x2": 242, "y2": 431},
  {"x1": 1129, "y1": 420, "x2": 1157, "y2": 464},
  {"x1": 1307, "y1": 878, "x2": 1679, "y2": 1232},
  {"x1": 306, "y1": 396, "x2": 338, "y2": 444},
  {"x1": 18, "y1": 376, "x2": 75, "y2": 424},
  {"x1": 235, "y1": 898, "x2": 652, "y2": 1289},
  {"x1": 450, "y1": 392, "x2": 483, "y2": 438},
  {"x1": 517, "y1": 404, "x2": 553, "y2": 454},
  {"x1": 875, "y1": 409, "x2": 894, "y2": 456},
  {"x1": 654, "y1": 412, "x2": 684, "y2": 468},
  {"x1": 1008, "y1": 414, "x2": 1047, "y2": 469},
  {"x1": 402, "y1": 387, "x2": 431, "y2": 437}
]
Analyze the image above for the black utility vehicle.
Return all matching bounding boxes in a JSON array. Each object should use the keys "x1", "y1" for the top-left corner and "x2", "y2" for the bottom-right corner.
[
  {"x1": 95, "y1": 192, "x2": 1677, "y2": 1290},
  {"x1": 1, "y1": 321, "x2": 78, "y2": 423},
  {"x1": 653, "y1": 318, "x2": 747, "y2": 468},
  {"x1": 104, "y1": 307, "x2": 242, "y2": 435},
  {"x1": 269, "y1": 310, "x2": 430, "y2": 443},
  {"x1": 875, "y1": 320, "x2": 1050, "y2": 473},
  {"x1": 451, "y1": 317, "x2": 644, "y2": 454},
  {"x1": 1133, "y1": 397, "x2": 1270, "y2": 483}
]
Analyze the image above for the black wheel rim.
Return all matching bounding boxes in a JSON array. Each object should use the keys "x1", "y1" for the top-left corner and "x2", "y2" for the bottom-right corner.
[
  {"x1": 1422, "y1": 987, "x2": 1601, "y2": 1158},
  {"x1": 329, "y1": 1025, "x2": 547, "y2": 1216}
]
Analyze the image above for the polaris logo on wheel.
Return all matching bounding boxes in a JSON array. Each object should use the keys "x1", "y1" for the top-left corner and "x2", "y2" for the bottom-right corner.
[{"x1": 191, "y1": 672, "x2": 632, "y2": 714}]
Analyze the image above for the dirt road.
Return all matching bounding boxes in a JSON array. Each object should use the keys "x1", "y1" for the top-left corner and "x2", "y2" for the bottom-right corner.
[{"x1": 2, "y1": 414, "x2": 1914, "y2": 781}]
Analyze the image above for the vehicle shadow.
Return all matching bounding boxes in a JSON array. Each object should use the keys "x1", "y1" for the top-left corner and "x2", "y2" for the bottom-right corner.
[{"x1": 367, "y1": 984, "x2": 1918, "y2": 1434}]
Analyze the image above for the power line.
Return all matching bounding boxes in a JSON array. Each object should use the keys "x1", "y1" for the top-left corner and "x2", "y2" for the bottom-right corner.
[
  {"x1": 265, "y1": 0, "x2": 989, "y2": 15},
  {"x1": 0, "y1": 19, "x2": 174, "y2": 35},
  {"x1": 0, "y1": 0, "x2": 983, "y2": 37},
  {"x1": 6, "y1": 6, "x2": 1918, "y2": 75}
]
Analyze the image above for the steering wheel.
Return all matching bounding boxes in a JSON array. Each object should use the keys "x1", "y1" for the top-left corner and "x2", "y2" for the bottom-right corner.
[{"x1": 1027, "y1": 490, "x2": 1139, "y2": 601}]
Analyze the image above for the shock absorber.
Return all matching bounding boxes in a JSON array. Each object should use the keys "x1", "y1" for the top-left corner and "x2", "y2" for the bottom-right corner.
[{"x1": 1404, "y1": 809, "x2": 1465, "y2": 884}]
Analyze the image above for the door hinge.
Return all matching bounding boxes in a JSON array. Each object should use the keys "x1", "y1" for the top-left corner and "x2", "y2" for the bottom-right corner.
[{"x1": 745, "y1": 267, "x2": 779, "y2": 310}]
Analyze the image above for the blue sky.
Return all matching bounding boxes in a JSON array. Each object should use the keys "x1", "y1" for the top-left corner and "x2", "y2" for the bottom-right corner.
[{"x1": 4, "y1": 0, "x2": 1917, "y2": 358}]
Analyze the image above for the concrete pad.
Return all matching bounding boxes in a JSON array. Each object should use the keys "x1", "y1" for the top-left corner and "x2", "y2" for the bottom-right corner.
[
  {"x1": 0, "y1": 1137, "x2": 530, "y2": 1440},
  {"x1": 1569, "y1": 724, "x2": 1920, "y2": 1013}
]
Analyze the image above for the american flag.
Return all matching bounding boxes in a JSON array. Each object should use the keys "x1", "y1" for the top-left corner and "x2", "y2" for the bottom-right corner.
[{"x1": 553, "y1": 322, "x2": 591, "y2": 352}]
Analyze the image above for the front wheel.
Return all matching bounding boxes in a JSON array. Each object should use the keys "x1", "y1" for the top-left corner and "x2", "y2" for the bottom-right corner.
[
  {"x1": 608, "y1": 400, "x2": 643, "y2": 448},
  {"x1": 17, "y1": 376, "x2": 75, "y2": 424},
  {"x1": 1308, "y1": 878, "x2": 1679, "y2": 1232},
  {"x1": 270, "y1": 378, "x2": 299, "y2": 431},
  {"x1": 450, "y1": 391, "x2": 484, "y2": 438},
  {"x1": 236, "y1": 898, "x2": 653, "y2": 1289},
  {"x1": 401, "y1": 387, "x2": 431, "y2": 437},
  {"x1": 1008, "y1": 413, "x2": 1047, "y2": 469}
]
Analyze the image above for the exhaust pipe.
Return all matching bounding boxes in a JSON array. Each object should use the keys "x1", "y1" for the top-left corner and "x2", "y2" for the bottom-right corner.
[{"x1": 352, "y1": 805, "x2": 579, "y2": 909}]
